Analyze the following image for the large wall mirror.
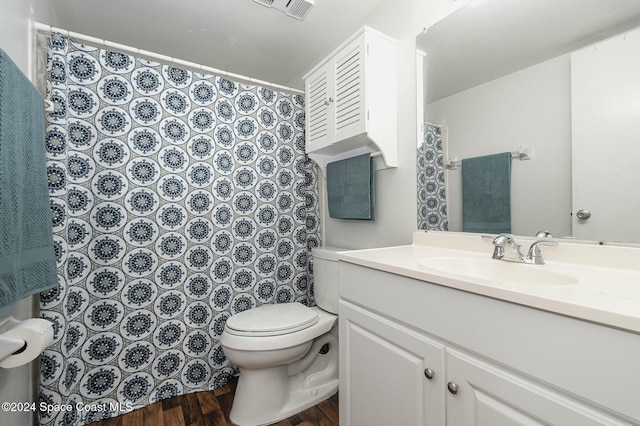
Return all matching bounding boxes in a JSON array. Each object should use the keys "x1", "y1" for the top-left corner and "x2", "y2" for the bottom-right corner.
[{"x1": 417, "y1": 0, "x2": 640, "y2": 244}]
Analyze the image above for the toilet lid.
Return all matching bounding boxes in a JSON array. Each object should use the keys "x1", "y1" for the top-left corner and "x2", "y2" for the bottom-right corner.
[{"x1": 225, "y1": 303, "x2": 319, "y2": 336}]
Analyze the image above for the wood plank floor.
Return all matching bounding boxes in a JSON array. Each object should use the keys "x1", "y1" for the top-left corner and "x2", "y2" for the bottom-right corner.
[{"x1": 89, "y1": 376, "x2": 339, "y2": 426}]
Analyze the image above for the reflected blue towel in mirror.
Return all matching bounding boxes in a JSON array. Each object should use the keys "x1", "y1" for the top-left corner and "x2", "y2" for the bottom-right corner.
[
  {"x1": 326, "y1": 153, "x2": 375, "y2": 220},
  {"x1": 462, "y1": 152, "x2": 511, "y2": 233},
  {"x1": 0, "y1": 49, "x2": 57, "y2": 310}
]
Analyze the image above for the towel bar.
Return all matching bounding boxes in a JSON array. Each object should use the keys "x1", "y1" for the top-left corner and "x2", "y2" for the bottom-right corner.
[{"x1": 446, "y1": 145, "x2": 531, "y2": 170}]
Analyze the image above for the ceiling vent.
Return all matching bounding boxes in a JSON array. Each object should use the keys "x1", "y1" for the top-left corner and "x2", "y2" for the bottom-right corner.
[{"x1": 253, "y1": 0, "x2": 315, "y2": 21}]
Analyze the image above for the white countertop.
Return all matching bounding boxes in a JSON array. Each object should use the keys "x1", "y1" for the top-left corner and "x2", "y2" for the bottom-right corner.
[{"x1": 335, "y1": 231, "x2": 640, "y2": 334}]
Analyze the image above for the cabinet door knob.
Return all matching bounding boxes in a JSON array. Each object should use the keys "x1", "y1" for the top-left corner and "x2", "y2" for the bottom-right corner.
[
  {"x1": 447, "y1": 382, "x2": 459, "y2": 395},
  {"x1": 423, "y1": 368, "x2": 434, "y2": 380}
]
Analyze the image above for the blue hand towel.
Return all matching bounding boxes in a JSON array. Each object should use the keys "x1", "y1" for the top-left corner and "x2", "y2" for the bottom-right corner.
[
  {"x1": 462, "y1": 152, "x2": 511, "y2": 234},
  {"x1": 326, "y1": 153, "x2": 375, "y2": 220},
  {"x1": 0, "y1": 49, "x2": 57, "y2": 310}
]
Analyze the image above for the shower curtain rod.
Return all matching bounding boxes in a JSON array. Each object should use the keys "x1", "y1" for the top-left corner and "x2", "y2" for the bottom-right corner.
[
  {"x1": 34, "y1": 22, "x2": 305, "y2": 95},
  {"x1": 423, "y1": 121, "x2": 442, "y2": 128}
]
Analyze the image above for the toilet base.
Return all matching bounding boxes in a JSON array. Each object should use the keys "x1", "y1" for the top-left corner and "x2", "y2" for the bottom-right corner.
[
  {"x1": 231, "y1": 375, "x2": 338, "y2": 426},
  {"x1": 228, "y1": 327, "x2": 338, "y2": 426}
]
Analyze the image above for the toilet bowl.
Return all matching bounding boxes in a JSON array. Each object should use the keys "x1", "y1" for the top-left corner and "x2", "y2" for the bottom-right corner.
[{"x1": 220, "y1": 246, "x2": 342, "y2": 426}]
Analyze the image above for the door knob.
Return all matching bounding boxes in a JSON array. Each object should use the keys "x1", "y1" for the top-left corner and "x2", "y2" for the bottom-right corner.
[
  {"x1": 447, "y1": 382, "x2": 459, "y2": 395},
  {"x1": 576, "y1": 209, "x2": 591, "y2": 220}
]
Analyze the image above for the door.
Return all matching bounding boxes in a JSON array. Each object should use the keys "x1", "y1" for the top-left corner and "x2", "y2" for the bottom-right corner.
[
  {"x1": 333, "y1": 36, "x2": 366, "y2": 143},
  {"x1": 305, "y1": 63, "x2": 333, "y2": 152},
  {"x1": 339, "y1": 300, "x2": 445, "y2": 426},
  {"x1": 571, "y1": 28, "x2": 640, "y2": 243},
  {"x1": 446, "y1": 348, "x2": 629, "y2": 426}
]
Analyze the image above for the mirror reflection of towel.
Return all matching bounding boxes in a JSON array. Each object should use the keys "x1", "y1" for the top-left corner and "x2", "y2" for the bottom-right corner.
[
  {"x1": 326, "y1": 154, "x2": 375, "y2": 220},
  {"x1": 462, "y1": 152, "x2": 511, "y2": 233}
]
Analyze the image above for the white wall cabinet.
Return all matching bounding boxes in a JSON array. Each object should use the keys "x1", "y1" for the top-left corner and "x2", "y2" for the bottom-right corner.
[
  {"x1": 339, "y1": 262, "x2": 640, "y2": 426},
  {"x1": 303, "y1": 26, "x2": 397, "y2": 169}
]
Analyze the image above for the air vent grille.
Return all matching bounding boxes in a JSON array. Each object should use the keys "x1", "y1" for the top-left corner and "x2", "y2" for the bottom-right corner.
[
  {"x1": 286, "y1": 0, "x2": 314, "y2": 20},
  {"x1": 253, "y1": 0, "x2": 315, "y2": 21}
]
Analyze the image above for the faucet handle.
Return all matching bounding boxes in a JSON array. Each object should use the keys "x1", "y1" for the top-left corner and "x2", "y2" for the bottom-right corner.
[
  {"x1": 526, "y1": 239, "x2": 559, "y2": 264},
  {"x1": 491, "y1": 245, "x2": 505, "y2": 260},
  {"x1": 530, "y1": 239, "x2": 559, "y2": 248},
  {"x1": 480, "y1": 234, "x2": 505, "y2": 259},
  {"x1": 490, "y1": 234, "x2": 514, "y2": 260},
  {"x1": 535, "y1": 230, "x2": 553, "y2": 238},
  {"x1": 492, "y1": 233, "x2": 514, "y2": 247}
]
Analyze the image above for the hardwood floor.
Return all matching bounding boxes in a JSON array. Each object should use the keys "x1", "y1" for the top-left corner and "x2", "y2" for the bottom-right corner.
[{"x1": 89, "y1": 376, "x2": 339, "y2": 426}]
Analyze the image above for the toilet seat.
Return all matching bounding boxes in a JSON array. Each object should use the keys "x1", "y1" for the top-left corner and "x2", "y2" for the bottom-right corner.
[
  {"x1": 225, "y1": 303, "x2": 319, "y2": 337},
  {"x1": 221, "y1": 306, "x2": 337, "y2": 351}
]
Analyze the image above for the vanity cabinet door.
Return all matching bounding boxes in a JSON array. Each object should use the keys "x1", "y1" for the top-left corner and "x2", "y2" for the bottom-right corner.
[
  {"x1": 445, "y1": 348, "x2": 630, "y2": 426},
  {"x1": 339, "y1": 300, "x2": 445, "y2": 426}
]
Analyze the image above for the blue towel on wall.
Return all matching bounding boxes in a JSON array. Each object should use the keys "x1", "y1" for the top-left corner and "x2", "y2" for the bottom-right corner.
[
  {"x1": 326, "y1": 153, "x2": 375, "y2": 220},
  {"x1": 0, "y1": 49, "x2": 57, "y2": 310},
  {"x1": 462, "y1": 152, "x2": 511, "y2": 233}
]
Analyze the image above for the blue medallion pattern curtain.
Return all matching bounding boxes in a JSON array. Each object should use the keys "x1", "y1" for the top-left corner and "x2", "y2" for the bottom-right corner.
[
  {"x1": 417, "y1": 123, "x2": 447, "y2": 230},
  {"x1": 37, "y1": 33, "x2": 320, "y2": 425}
]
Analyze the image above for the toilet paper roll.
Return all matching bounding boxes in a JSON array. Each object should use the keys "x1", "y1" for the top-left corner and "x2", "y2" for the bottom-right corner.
[{"x1": 0, "y1": 319, "x2": 54, "y2": 368}]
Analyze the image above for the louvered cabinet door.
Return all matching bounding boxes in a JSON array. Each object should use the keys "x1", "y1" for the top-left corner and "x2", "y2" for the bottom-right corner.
[
  {"x1": 333, "y1": 36, "x2": 366, "y2": 143},
  {"x1": 305, "y1": 63, "x2": 333, "y2": 152}
]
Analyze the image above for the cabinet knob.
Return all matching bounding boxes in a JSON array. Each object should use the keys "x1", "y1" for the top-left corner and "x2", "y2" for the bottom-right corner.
[
  {"x1": 423, "y1": 368, "x2": 434, "y2": 380},
  {"x1": 447, "y1": 382, "x2": 459, "y2": 395}
]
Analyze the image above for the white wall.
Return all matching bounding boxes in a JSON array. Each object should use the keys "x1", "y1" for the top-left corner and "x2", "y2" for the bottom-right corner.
[
  {"x1": 0, "y1": 1, "x2": 57, "y2": 424},
  {"x1": 426, "y1": 55, "x2": 573, "y2": 238},
  {"x1": 322, "y1": 0, "x2": 466, "y2": 249}
]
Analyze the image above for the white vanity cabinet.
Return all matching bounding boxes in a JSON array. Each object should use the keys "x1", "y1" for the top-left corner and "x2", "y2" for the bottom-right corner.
[
  {"x1": 340, "y1": 300, "x2": 446, "y2": 426},
  {"x1": 303, "y1": 26, "x2": 397, "y2": 169},
  {"x1": 338, "y1": 261, "x2": 640, "y2": 426},
  {"x1": 445, "y1": 349, "x2": 627, "y2": 426}
]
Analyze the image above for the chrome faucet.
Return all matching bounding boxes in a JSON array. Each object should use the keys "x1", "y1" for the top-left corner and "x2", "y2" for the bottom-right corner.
[{"x1": 491, "y1": 233, "x2": 558, "y2": 265}]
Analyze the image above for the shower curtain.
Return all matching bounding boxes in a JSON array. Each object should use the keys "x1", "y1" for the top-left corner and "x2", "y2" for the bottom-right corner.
[
  {"x1": 37, "y1": 33, "x2": 320, "y2": 425},
  {"x1": 417, "y1": 123, "x2": 447, "y2": 231}
]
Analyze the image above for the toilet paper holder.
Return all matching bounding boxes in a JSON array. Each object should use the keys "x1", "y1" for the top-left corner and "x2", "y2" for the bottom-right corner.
[{"x1": 0, "y1": 317, "x2": 29, "y2": 361}]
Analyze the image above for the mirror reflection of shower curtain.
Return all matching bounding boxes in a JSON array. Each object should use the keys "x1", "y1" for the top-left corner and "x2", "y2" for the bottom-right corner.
[
  {"x1": 417, "y1": 122, "x2": 448, "y2": 231},
  {"x1": 37, "y1": 32, "x2": 320, "y2": 425}
]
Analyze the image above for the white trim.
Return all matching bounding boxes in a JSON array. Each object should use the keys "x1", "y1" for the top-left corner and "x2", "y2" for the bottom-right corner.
[{"x1": 34, "y1": 22, "x2": 304, "y2": 94}]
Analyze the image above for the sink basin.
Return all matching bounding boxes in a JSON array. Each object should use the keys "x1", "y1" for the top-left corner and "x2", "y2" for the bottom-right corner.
[{"x1": 419, "y1": 257, "x2": 578, "y2": 286}]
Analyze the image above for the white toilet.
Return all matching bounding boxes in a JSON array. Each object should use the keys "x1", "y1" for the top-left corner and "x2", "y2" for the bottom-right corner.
[{"x1": 220, "y1": 246, "x2": 342, "y2": 426}]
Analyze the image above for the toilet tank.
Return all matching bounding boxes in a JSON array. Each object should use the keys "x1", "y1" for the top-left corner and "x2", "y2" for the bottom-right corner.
[{"x1": 311, "y1": 246, "x2": 344, "y2": 314}]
